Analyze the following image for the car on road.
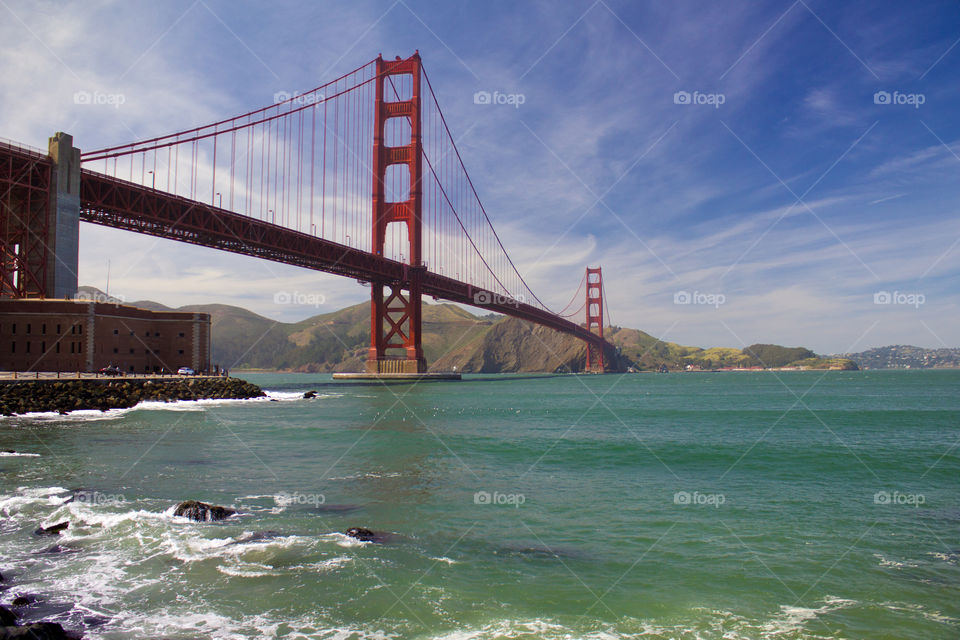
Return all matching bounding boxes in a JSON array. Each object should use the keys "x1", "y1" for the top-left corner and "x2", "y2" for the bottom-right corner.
[
  {"x1": 98, "y1": 365, "x2": 123, "y2": 376},
  {"x1": 177, "y1": 367, "x2": 196, "y2": 376}
]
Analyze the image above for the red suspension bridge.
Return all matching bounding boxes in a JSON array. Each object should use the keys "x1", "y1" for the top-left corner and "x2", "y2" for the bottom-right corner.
[{"x1": 1, "y1": 52, "x2": 611, "y2": 374}]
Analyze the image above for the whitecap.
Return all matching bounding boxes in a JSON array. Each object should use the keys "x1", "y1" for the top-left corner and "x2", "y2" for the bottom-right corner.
[{"x1": 321, "y1": 532, "x2": 371, "y2": 548}]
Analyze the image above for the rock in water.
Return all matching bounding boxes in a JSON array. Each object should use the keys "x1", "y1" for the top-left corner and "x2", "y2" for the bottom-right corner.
[
  {"x1": 34, "y1": 544, "x2": 79, "y2": 556},
  {"x1": 0, "y1": 622, "x2": 70, "y2": 639},
  {"x1": 173, "y1": 500, "x2": 237, "y2": 522},
  {"x1": 34, "y1": 522, "x2": 69, "y2": 536},
  {"x1": 303, "y1": 390, "x2": 318, "y2": 399},
  {"x1": 228, "y1": 530, "x2": 283, "y2": 546},
  {"x1": 0, "y1": 605, "x2": 17, "y2": 626},
  {"x1": 345, "y1": 527, "x2": 380, "y2": 542}
]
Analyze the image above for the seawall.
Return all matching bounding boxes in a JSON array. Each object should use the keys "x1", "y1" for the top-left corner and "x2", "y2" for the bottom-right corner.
[{"x1": 0, "y1": 376, "x2": 264, "y2": 416}]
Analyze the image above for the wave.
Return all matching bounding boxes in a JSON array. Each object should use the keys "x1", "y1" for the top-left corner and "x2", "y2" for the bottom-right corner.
[
  {"x1": 327, "y1": 471, "x2": 404, "y2": 481},
  {"x1": 0, "y1": 451, "x2": 41, "y2": 457},
  {"x1": 429, "y1": 598, "x2": 861, "y2": 640}
]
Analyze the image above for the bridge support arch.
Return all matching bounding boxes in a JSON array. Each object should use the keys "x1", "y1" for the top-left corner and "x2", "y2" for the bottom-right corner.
[{"x1": 367, "y1": 53, "x2": 427, "y2": 374}]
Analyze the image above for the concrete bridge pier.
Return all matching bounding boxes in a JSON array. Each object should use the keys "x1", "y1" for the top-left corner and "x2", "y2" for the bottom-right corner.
[{"x1": 47, "y1": 132, "x2": 80, "y2": 300}]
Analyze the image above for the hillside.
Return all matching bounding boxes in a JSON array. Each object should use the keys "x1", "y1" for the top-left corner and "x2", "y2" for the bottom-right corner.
[
  {"x1": 75, "y1": 286, "x2": 859, "y2": 373},
  {"x1": 837, "y1": 345, "x2": 960, "y2": 369},
  {"x1": 605, "y1": 329, "x2": 856, "y2": 371}
]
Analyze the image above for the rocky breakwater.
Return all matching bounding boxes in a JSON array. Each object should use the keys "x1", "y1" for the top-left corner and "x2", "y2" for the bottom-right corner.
[{"x1": 0, "y1": 377, "x2": 265, "y2": 416}]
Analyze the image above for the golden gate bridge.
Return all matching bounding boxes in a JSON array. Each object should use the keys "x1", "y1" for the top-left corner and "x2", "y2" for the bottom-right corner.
[{"x1": 1, "y1": 52, "x2": 611, "y2": 374}]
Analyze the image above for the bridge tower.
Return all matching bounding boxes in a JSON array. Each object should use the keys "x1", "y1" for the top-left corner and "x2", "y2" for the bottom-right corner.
[
  {"x1": 0, "y1": 133, "x2": 79, "y2": 300},
  {"x1": 585, "y1": 266, "x2": 605, "y2": 373},
  {"x1": 367, "y1": 52, "x2": 427, "y2": 374}
]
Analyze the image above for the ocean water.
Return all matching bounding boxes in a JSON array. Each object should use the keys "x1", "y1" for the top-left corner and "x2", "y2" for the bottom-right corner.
[{"x1": 0, "y1": 370, "x2": 957, "y2": 639}]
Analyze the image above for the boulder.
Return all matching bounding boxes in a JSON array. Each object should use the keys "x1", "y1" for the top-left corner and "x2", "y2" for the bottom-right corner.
[
  {"x1": 0, "y1": 622, "x2": 70, "y2": 639},
  {"x1": 33, "y1": 544, "x2": 79, "y2": 555},
  {"x1": 34, "y1": 522, "x2": 69, "y2": 536},
  {"x1": 0, "y1": 605, "x2": 16, "y2": 626},
  {"x1": 228, "y1": 531, "x2": 283, "y2": 546},
  {"x1": 173, "y1": 500, "x2": 237, "y2": 522},
  {"x1": 345, "y1": 527, "x2": 382, "y2": 543}
]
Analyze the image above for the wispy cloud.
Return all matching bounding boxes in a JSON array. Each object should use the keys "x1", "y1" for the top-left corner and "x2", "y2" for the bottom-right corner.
[{"x1": 1, "y1": 0, "x2": 956, "y2": 353}]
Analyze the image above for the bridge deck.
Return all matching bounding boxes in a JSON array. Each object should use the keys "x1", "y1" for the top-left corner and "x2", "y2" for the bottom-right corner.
[{"x1": 79, "y1": 170, "x2": 606, "y2": 348}]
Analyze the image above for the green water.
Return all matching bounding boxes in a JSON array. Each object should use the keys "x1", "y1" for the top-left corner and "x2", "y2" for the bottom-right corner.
[{"x1": 0, "y1": 370, "x2": 957, "y2": 639}]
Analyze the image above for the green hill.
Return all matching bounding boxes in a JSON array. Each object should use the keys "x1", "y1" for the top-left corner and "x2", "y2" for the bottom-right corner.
[{"x1": 76, "y1": 286, "x2": 858, "y2": 373}]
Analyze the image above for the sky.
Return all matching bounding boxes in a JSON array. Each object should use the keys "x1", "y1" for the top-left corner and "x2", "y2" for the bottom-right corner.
[{"x1": 1, "y1": 0, "x2": 958, "y2": 354}]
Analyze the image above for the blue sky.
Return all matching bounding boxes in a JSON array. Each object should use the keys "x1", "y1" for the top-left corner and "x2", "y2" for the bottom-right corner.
[{"x1": 1, "y1": 0, "x2": 958, "y2": 354}]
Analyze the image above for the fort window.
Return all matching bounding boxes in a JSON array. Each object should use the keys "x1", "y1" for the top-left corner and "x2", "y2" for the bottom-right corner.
[
  {"x1": 57, "y1": 324, "x2": 61, "y2": 334},
  {"x1": 25, "y1": 341, "x2": 30, "y2": 354},
  {"x1": 114, "y1": 329, "x2": 119, "y2": 335},
  {"x1": 113, "y1": 348, "x2": 119, "y2": 354},
  {"x1": 26, "y1": 323, "x2": 31, "y2": 334},
  {"x1": 42, "y1": 324, "x2": 46, "y2": 334},
  {"x1": 129, "y1": 348, "x2": 135, "y2": 354},
  {"x1": 11, "y1": 324, "x2": 15, "y2": 334},
  {"x1": 10, "y1": 342, "x2": 15, "y2": 353},
  {"x1": 56, "y1": 343, "x2": 60, "y2": 354},
  {"x1": 178, "y1": 332, "x2": 185, "y2": 338}
]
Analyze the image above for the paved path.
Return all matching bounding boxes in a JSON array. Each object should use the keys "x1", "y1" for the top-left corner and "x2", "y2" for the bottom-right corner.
[{"x1": 0, "y1": 372, "x2": 225, "y2": 381}]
